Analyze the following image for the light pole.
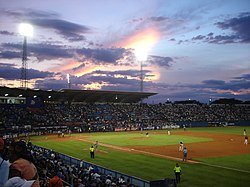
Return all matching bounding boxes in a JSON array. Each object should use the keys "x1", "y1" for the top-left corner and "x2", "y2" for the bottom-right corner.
[
  {"x1": 67, "y1": 73, "x2": 71, "y2": 89},
  {"x1": 19, "y1": 23, "x2": 33, "y2": 88},
  {"x1": 135, "y1": 49, "x2": 148, "y2": 93}
]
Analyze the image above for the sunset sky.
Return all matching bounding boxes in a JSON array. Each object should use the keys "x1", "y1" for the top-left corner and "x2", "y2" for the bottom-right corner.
[{"x1": 0, "y1": 0, "x2": 249, "y2": 103}]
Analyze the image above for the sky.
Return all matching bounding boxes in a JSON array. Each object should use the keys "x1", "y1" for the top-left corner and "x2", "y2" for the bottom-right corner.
[{"x1": 0, "y1": 0, "x2": 249, "y2": 103}]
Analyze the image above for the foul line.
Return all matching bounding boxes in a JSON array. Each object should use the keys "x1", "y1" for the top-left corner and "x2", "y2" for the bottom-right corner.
[
  {"x1": 198, "y1": 162, "x2": 250, "y2": 174},
  {"x1": 76, "y1": 138, "x2": 198, "y2": 164},
  {"x1": 75, "y1": 137, "x2": 250, "y2": 173}
]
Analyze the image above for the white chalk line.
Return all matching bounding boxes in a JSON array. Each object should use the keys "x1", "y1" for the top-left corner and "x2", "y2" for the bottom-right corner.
[{"x1": 76, "y1": 138, "x2": 250, "y2": 174}]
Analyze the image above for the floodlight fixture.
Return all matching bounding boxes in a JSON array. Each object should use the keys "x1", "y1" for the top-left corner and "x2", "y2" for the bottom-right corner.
[{"x1": 19, "y1": 23, "x2": 33, "y2": 37}]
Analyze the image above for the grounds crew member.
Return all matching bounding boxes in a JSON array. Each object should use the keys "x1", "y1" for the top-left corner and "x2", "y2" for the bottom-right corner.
[
  {"x1": 90, "y1": 146, "x2": 95, "y2": 158},
  {"x1": 174, "y1": 163, "x2": 181, "y2": 183}
]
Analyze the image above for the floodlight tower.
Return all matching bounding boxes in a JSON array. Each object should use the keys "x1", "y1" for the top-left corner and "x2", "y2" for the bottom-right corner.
[
  {"x1": 19, "y1": 23, "x2": 33, "y2": 88},
  {"x1": 135, "y1": 49, "x2": 148, "y2": 92},
  {"x1": 67, "y1": 73, "x2": 71, "y2": 89}
]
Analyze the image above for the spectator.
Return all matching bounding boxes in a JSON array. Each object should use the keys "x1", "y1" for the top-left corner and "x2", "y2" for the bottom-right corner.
[
  {"x1": 73, "y1": 178, "x2": 84, "y2": 187},
  {"x1": 8, "y1": 140, "x2": 40, "y2": 187},
  {"x1": 4, "y1": 176, "x2": 35, "y2": 187},
  {"x1": 0, "y1": 138, "x2": 10, "y2": 187},
  {"x1": 48, "y1": 170, "x2": 63, "y2": 187}
]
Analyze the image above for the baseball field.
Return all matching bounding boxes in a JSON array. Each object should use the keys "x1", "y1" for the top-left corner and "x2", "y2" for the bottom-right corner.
[{"x1": 31, "y1": 126, "x2": 250, "y2": 187}]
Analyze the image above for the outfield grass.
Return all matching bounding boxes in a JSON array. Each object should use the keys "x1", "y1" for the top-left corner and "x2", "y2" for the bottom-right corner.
[
  {"x1": 32, "y1": 126, "x2": 250, "y2": 187},
  {"x1": 188, "y1": 126, "x2": 250, "y2": 135},
  {"x1": 82, "y1": 132, "x2": 213, "y2": 146}
]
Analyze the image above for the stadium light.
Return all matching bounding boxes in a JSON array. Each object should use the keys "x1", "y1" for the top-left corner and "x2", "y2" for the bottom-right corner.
[{"x1": 19, "y1": 23, "x2": 33, "y2": 37}]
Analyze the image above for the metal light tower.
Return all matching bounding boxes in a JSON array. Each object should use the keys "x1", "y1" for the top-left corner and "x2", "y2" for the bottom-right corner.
[
  {"x1": 19, "y1": 23, "x2": 33, "y2": 88},
  {"x1": 21, "y1": 36, "x2": 27, "y2": 88},
  {"x1": 67, "y1": 73, "x2": 71, "y2": 89},
  {"x1": 135, "y1": 49, "x2": 148, "y2": 93},
  {"x1": 140, "y1": 60, "x2": 143, "y2": 92}
]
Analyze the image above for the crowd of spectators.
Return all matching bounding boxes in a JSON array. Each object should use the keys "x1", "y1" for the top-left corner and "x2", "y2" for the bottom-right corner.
[
  {"x1": 0, "y1": 103, "x2": 249, "y2": 135},
  {"x1": 0, "y1": 138, "x2": 136, "y2": 187}
]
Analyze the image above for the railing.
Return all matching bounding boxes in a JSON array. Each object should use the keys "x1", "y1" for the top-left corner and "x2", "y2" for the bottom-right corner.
[{"x1": 35, "y1": 145, "x2": 150, "y2": 187}]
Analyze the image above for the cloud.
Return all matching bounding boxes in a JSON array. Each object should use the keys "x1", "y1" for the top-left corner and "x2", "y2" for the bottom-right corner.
[
  {"x1": 2, "y1": 9, "x2": 91, "y2": 42},
  {"x1": 201, "y1": 77, "x2": 250, "y2": 91},
  {"x1": 192, "y1": 12, "x2": 250, "y2": 44},
  {"x1": 92, "y1": 69, "x2": 152, "y2": 78},
  {"x1": 202, "y1": 80, "x2": 226, "y2": 85},
  {"x1": 76, "y1": 47, "x2": 132, "y2": 65},
  {"x1": 0, "y1": 51, "x2": 21, "y2": 59},
  {"x1": 0, "y1": 30, "x2": 15, "y2": 36},
  {"x1": 1, "y1": 43, "x2": 73, "y2": 61},
  {"x1": 147, "y1": 55, "x2": 174, "y2": 68},
  {"x1": 216, "y1": 12, "x2": 250, "y2": 43},
  {"x1": 30, "y1": 18, "x2": 90, "y2": 41},
  {"x1": 233, "y1": 74, "x2": 250, "y2": 80},
  {"x1": 0, "y1": 63, "x2": 55, "y2": 80},
  {"x1": 149, "y1": 16, "x2": 169, "y2": 22},
  {"x1": 192, "y1": 35, "x2": 206, "y2": 40},
  {"x1": 1, "y1": 41, "x2": 135, "y2": 66}
]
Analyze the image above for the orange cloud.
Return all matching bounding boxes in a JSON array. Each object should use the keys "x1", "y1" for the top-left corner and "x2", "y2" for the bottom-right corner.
[{"x1": 117, "y1": 28, "x2": 160, "y2": 60}]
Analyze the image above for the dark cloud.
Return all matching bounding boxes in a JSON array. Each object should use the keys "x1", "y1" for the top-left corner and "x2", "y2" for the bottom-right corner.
[
  {"x1": 192, "y1": 12, "x2": 250, "y2": 44},
  {"x1": 1, "y1": 41, "x2": 135, "y2": 65},
  {"x1": 202, "y1": 80, "x2": 225, "y2": 85},
  {"x1": 147, "y1": 55, "x2": 174, "y2": 68},
  {"x1": 0, "y1": 63, "x2": 54, "y2": 80},
  {"x1": 192, "y1": 35, "x2": 206, "y2": 40},
  {"x1": 77, "y1": 47, "x2": 128, "y2": 64},
  {"x1": 0, "y1": 30, "x2": 15, "y2": 36},
  {"x1": 233, "y1": 74, "x2": 250, "y2": 80},
  {"x1": 216, "y1": 12, "x2": 250, "y2": 43},
  {"x1": 2, "y1": 9, "x2": 90, "y2": 42},
  {"x1": 1, "y1": 43, "x2": 73, "y2": 61},
  {"x1": 0, "y1": 51, "x2": 20, "y2": 59},
  {"x1": 201, "y1": 77, "x2": 249, "y2": 91},
  {"x1": 72, "y1": 63, "x2": 85, "y2": 71},
  {"x1": 150, "y1": 16, "x2": 169, "y2": 22},
  {"x1": 2, "y1": 9, "x2": 59, "y2": 19},
  {"x1": 30, "y1": 18, "x2": 90, "y2": 41}
]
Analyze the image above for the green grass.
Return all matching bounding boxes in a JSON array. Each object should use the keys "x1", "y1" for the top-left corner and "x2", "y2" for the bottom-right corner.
[
  {"x1": 85, "y1": 132, "x2": 213, "y2": 146},
  {"x1": 197, "y1": 154, "x2": 250, "y2": 171},
  {"x1": 31, "y1": 126, "x2": 250, "y2": 187},
  {"x1": 187, "y1": 126, "x2": 250, "y2": 135}
]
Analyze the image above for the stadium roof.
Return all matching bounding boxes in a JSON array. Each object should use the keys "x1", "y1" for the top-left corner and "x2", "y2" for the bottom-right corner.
[{"x1": 0, "y1": 86, "x2": 157, "y2": 103}]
